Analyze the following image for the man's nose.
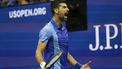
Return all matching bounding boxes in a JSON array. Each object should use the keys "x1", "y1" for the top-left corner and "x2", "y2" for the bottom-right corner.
[{"x1": 67, "y1": 7, "x2": 69, "y2": 12}]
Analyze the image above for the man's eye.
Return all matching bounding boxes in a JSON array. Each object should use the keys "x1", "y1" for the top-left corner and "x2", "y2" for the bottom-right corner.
[{"x1": 63, "y1": 6, "x2": 66, "y2": 8}]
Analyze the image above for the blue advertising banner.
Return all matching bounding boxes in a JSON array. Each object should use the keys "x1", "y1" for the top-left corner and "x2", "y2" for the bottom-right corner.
[
  {"x1": 0, "y1": 3, "x2": 51, "y2": 24},
  {"x1": 0, "y1": 0, "x2": 122, "y2": 69}
]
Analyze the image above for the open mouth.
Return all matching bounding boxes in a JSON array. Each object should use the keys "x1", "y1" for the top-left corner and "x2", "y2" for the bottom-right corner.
[
  {"x1": 64, "y1": 13, "x2": 68, "y2": 18},
  {"x1": 65, "y1": 13, "x2": 68, "y2": 16}
]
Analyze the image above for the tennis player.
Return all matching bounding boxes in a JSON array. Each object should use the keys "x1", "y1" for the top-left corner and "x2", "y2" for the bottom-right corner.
[{"x1": 35, "y1": 0, "x2": 91, "y2": 69}]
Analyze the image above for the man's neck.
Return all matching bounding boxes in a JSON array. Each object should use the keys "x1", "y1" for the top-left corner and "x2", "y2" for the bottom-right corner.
[{"x1": 52, "y1": 16, "x2": 62, "y2": 28}]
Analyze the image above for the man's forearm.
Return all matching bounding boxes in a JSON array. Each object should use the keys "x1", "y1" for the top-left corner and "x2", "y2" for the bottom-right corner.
[
  {"x1": 35, "y1": 50, "x2": 47, "y2": 69},
  {"x1": 67, "y1": 52, "x2": 77, "y2": 65},
  {"x1": 67, "y1": 52, "x2": 82, "y2": 69},
  {"x1": 35, "y1": 41, "x2": 47, "y2": 64},
  {"x1": 35, "y1": 50, "x2": 44, "y2": 64}
]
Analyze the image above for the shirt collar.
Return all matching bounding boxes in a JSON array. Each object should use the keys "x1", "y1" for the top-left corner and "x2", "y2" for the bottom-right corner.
[{"x1": 50, "y1": 19, "x2": 65, "y2": 31}]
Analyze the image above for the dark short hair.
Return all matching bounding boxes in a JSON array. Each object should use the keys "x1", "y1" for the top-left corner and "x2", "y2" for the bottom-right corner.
[{"x1": 51, "y1": 0, "x2": 67, "y2": 15}]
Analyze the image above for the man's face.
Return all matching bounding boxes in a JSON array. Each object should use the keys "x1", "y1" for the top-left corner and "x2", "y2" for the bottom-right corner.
[{"x1": 57, "y1": 3, "x2": 69, "y2": 21}]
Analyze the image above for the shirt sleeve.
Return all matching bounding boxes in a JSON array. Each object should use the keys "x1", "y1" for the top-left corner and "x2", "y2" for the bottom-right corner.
[{"x1": 38, "y1": 28, "x2": 50, "y2": 42}]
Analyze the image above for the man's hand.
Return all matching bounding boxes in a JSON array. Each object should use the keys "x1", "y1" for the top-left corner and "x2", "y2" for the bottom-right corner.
[{"x1": 80, "y1": 61, "x2": 92, "y2": 69}]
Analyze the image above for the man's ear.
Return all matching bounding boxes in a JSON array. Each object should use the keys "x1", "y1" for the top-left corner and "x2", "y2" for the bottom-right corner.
[{"x1": 54, "y1": 9, "x2": 59, "y2": 14}]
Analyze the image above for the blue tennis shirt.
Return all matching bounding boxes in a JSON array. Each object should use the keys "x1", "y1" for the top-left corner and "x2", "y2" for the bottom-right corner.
[{"x1": 39, "y1": 19, "x2": 69, "y2": 69}]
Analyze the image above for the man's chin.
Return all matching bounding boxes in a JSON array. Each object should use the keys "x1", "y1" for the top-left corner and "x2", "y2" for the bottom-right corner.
[
  {"x1": 63, "y1": 18, "x2": 67, "y2": 21},
  {"x1": 61, "y1": 16, "x2": 68, "y2": 21},
  {"x1": 64, "y1": 16, "x2": 68, "y2": 21}
]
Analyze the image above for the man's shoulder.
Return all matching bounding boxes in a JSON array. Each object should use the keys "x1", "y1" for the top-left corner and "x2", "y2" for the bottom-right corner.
[
  {"x1": 39, "y1": 22, "x2": 53, "y2": 36},
  {"x1": 42, "y1": 22, "x2": 53, "y2": 31}
]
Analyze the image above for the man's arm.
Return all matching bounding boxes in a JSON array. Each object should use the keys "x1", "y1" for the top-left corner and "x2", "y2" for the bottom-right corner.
[
  {"x1": 67, "y1": 52, "x2": 77, "y2": 66},
  {"x1": 35, "y1": 41, "x2": 47, "y2": 66},
  {"x1": 67, "y1": 52, "x2": 91, "y2": 69}
]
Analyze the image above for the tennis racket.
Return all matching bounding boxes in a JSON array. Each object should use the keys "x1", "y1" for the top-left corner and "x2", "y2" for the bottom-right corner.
[{"x1": 45, "y1": 50, "x2": 63, "y2": 69}]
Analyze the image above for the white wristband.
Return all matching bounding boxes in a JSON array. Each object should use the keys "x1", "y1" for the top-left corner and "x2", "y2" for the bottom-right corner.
[{"x1": 40, "y1": 61, "x2": 46, "y2": 69}]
